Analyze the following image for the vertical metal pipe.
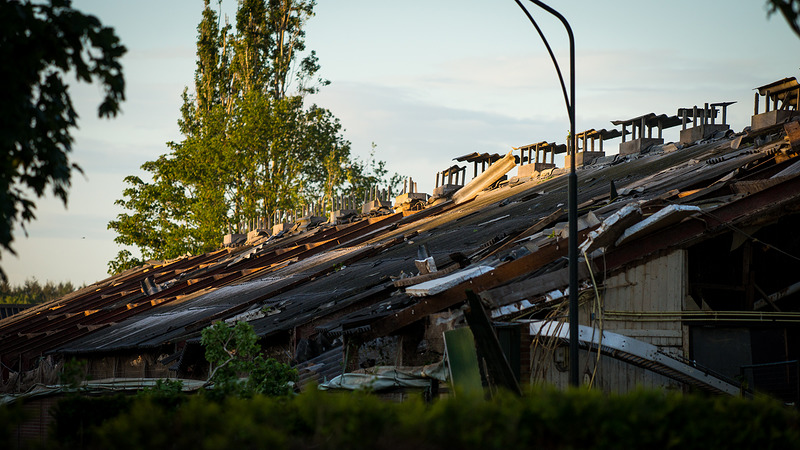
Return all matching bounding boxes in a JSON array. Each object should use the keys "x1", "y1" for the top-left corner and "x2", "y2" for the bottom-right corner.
[
  {"x1": 516, "y1": 0, "x2": 578, "y2": 386},
  {"x1": 567, "y1": 27, "x2": 578, "y2": 389}
]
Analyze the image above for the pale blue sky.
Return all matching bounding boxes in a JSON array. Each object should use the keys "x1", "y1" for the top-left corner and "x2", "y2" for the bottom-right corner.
[{"x1": 3, "y1": 0, "x2": 799, "y2": 285}]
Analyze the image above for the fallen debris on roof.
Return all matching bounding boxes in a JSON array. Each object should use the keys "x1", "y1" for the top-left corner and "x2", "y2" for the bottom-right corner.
[{"x1": 452, "y1": 151, "x2": 516, "y2": 205}]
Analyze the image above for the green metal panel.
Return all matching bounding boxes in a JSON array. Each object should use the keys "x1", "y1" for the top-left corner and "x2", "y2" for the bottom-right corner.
[{"x1": 444, "y1": 327, "x2": 483, "y2": 395}]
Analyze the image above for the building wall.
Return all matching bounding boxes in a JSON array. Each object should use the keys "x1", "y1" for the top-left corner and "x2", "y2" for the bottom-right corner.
[
  {"x1": 531, "y1": 250, "x2": 688, "y2": 393},
  {"x1": 530, "y1": 347, "x2": 682, "y2": 393},
  {"x1": 600, "y1": 249, "x2": 685, "y2": 350},
  {"x1": 85, "y1": 351, "x2": 174, "y2": 380}
]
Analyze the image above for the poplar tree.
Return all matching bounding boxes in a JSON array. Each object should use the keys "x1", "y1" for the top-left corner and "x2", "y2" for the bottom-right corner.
[{"x1": 108, "y1": 0, "x2": 398, "y2": 273}]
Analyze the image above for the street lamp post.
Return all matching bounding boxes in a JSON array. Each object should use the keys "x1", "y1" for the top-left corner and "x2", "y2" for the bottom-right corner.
[{"x1": 514, "y1": 0, "x2": 579, "y2": 387}]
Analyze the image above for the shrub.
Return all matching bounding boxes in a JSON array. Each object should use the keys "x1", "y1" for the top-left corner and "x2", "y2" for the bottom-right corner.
[{"x1": 49, "y1": 386, "x2": 800, "y2": 450}]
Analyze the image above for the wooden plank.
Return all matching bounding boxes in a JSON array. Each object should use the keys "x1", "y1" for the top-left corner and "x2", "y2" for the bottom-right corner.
[
  {"x1": 464, "y1": 290, "x2": 521, "y2": 395},
  {"x1": 392, "y1": 264, "x2": 460, "y2": 287},
  {"x1": 360, "y1": 231, "x2": 588, "y2": 341},
  {"x1": 480, "y1": 263, "x2": 592, "y2": 308}
]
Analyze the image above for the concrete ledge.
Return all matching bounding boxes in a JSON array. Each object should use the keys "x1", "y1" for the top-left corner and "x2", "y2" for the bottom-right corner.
[
  {"x1": 223, "y1": 233, "x2": 246, "y2": 246},
  {"x1": 619, "y1": 138, "x2": 663, "y2": 156},
  {"x1": 394, "y1": 192, "x2": 428, "y2": 205},
  {"x1": 679, "y1": 124, "x2": 729, "y2": 145},
  {"x1": 330, "y1": 209, "x2": 358, "y2": 225},
  {"x1": 362, "y1": 199, "x2": 392, "y2": 214},
  {"x1": 517, "y1": 163, "x2": 556, "y2": 178},
  {"x1": 272, "y1": 223, "x2": 291, "y2": 235},
  {"x1": 564, "y1": 151, "x2": 605, "y2": 169},
  {"x1": 432, "y1": 184, "x2": 462, "y2": 199},
  {"x1": 751, "y1": 110, "x2": 799, "y2": 131}
]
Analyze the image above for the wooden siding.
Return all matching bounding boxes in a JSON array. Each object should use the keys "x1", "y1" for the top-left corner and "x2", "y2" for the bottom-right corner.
[
  {"x1": 598, "y1": 249, "x2": 686, "y2": 349},
  {"x1": 531, "y1": 348, "x2": 682, "y2": 393},
  {"x1": 531, "y1": 250, "x2": 688, "y2": 393}
]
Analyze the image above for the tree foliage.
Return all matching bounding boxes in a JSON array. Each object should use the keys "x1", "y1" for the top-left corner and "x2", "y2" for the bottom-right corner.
[
  {"x1": 0, "y1": 0, "x2": 125, "y2": 278},
  {"x1": 0, "y1": 278, "x2": 78, "y2": 305},
  {"x1": 767, "y1": 0, "x2": 800, "y2": 38},
  {"x1": 201, "y1": 320, "x2": 297, "y2": 399},
  {"x1": 108, "y1": 0, "x2": 398, "y2": 273}
]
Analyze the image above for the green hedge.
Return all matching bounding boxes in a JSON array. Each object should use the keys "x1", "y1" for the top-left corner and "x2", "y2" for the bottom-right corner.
[{"x1": 11, "y1": 387, "x2": 800, "y2": 450}]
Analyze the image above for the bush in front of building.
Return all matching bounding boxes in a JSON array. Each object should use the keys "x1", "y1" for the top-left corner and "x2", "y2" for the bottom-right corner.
[{"x1": 24, "y1": 386, "x2": 800, "y2": 450}]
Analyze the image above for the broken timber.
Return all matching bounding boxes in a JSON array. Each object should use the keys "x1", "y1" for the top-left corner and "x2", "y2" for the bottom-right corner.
[
  {"x1": 463, "y1": 289, "x2": 522, "y2": 396},
  {"x1": 452, "y1": 151, "x2": 517, "y2": 205},
  {"x1": 359, "y1": 229, "x2": 590, "y2": 341}
]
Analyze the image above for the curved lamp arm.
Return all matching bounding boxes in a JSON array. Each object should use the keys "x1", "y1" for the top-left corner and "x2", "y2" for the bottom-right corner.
[{"x1": 513, "y1": 0, "x2": 579, "y2": 388}]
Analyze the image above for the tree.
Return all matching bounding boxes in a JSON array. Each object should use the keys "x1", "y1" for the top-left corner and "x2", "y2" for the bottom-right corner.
[
  {"x1": 108, "y1": 0, "x2": 399, "y2": 273},
  {"x1": 0, "y1": 278, "x2": 78, "y2": 305},
  {"x1": 767, "y1": 0, "x2": 800, "y2": 38},
  {"x1": 0, "y1": 0, "x2": 125, "y2": 278},
  {"x1": 201, "y1": 321, "x2": 297, "y2": 398}
]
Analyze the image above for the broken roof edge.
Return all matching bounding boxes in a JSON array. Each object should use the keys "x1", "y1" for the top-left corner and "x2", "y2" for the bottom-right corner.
[
  {"x1": 0, "y1": 377, "x2": 207, "y2": 405},
  {"x1": 452, "y1": 151, "x2": 517, "y2": 205},
  {"x1": 529, "y1": 320, "x2": 740, "y2": 395}
]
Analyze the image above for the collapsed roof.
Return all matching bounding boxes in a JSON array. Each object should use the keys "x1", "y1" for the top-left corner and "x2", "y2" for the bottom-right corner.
[{"x1": 3, "y1": 84, "x2": 800, "y2": 395}]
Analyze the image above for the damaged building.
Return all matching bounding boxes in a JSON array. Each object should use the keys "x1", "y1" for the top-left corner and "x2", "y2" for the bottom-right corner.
[{"x1": 3, "y1": 76, "x2": 800, "y2": 420}]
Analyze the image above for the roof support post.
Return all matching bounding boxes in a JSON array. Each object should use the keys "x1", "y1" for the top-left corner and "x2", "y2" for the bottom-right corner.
[
  {"x1": 754, "y1": 92, "x2": 760, "y2": 115},
  {"x1": 641, "y1": 116, "x2": 646, "y2": 139},
  {"x1": 702, "y1": 103, "x2": 708, "y2": 136}
]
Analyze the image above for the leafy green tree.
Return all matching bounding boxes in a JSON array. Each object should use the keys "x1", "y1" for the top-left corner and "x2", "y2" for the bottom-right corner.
[
  {"x1": 201, "y1": 321, "x2": 297, "y2": 399},
  {"x1": 0, "y1": 0, "x2": 125, "y2": 278},
  {"x1": 108, "y1": 0, "x2": 399, "y2": 273}
]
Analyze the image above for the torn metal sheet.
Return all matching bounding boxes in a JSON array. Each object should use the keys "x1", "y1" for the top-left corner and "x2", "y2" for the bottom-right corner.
[
  {"x1": 452, "y1": 151, "x2": 516, "y2": 205},
  {"x1": 1, "y1": 378, "x2": 207, "y2": 405},
  {"x1": 753, "y1": 280, "x2": 800, "y2": 310},
  {"x1": 490, "y1": 300, "x2": 536, "y2": 319},
  {"x1": 405, "y1": 266, "x2": 494, "y2": 297},
  {"x1": 579, "y1": 202, "x2": 643, "y2": 254},
  {"x1": 615, "y1": 205, "x2": 701, "y2": 247},
  {"x1": 319, "y1": 362, "x2": 447, "y2": 391},
  {"x1": 529, "y1": 320, "x2": 739, "y2": 395}
]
